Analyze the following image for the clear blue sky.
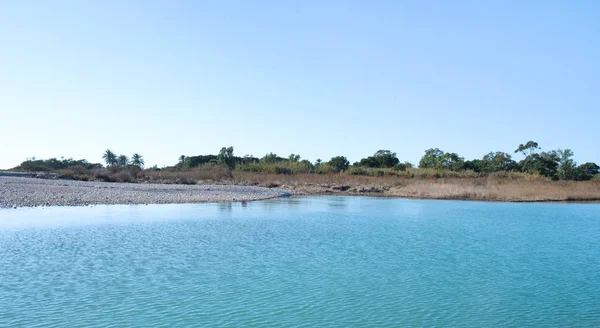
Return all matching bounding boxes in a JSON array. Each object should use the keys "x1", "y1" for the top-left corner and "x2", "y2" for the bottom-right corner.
[{"x1": 1, "y1": 1, "x2": 598, "y2": 169}]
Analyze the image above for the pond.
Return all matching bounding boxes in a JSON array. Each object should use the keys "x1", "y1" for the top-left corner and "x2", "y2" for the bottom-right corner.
[{"x1": 1, "y1": 196, "x2": 599, "y2": 327}]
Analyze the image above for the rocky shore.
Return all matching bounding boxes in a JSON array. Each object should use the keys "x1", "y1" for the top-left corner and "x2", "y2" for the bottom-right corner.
[{"x1": 0, "y1": 177, "x2": 290, "y2": 208}]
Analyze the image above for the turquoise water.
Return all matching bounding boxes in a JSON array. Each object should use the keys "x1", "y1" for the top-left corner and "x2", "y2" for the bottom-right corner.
[{"x1": 1, "y1": 197, "x2": 599, "y2": 327}]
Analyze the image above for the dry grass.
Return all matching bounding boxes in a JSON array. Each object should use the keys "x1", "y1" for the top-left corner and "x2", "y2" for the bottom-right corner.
[
  {"x1": 53, "y1": 167, "x2": 600, "y2": 202},
  {"x1": 229, "y1": 172, "x2": 600, "y2": 202},
  {"x1": 386, "y1": 178, "x2": 600, "y2": 202}
]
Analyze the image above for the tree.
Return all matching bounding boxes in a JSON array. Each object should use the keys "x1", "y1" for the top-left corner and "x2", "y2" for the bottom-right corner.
[
  {"x1": 439, "y1": 152, "x2": 464, "y2": 171},
  {"x1": 315, "y1": 159, "x2": 322, "y2": 167},
  {"x1": 288, "y1": 154, "x2": 301, "y2": 162},
  {"x1": 261, "y1": 153, "x2": 281, "y2": 164},
  {"x1": 419, "y1": 148, "x2": 444, "y2": 169},
  {"x1": 179, "y1": 155, "x2": 186, "y2": 164},
  {"x1": 514, "y1": 141, "x2": 540, "y2": 156},
  {"x1": 102, "y1": 149, "x2": 117, "y2": 166},
  {"x1": 464, "y1": 159, "x2": 484, "y2": 173},
  {"x1": 131, "y1": 153, "x2": 145, "y2": 168},
  {"x1": 394, "y1": 161, "x2": 413, "y2": 171},
  {"x1": 519, "y1": 151, "x2": 559, "y2": 179},
  {"x1": 575, "y1": 162, "x2": 600, "y2": 181},
  {"x1": 373, "y1": 150, "x2": 399, "y2": 168},
  {"x1": 297, "y1": 160, "x2": 314, "y2": 173},
  {"x1": 418, "y1": 148, "x2": 464, "y2": 170},
  {"x1": 481, "y1": 152, "x2": 517, "y2": 172},
  {"x1": 357, "y1": 150, "x2": 400, "y2": 168},
  {"x1": 556, "y1": 149, "x2": 577, "y2": 180},
  {"x1": 217, "y1": 146, "x2": 235, "y2": 170},
  {"x1": 117, "y1": 155, "x2": 129, "y2": 166},
  {"x1": 328, "y1": 156, "x2": 349, "y2": 172}
]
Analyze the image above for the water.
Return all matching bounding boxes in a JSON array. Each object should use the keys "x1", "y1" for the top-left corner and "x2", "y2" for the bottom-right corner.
[{"x1": 1, "y1": 197, "x2": 599, "y2": 327}]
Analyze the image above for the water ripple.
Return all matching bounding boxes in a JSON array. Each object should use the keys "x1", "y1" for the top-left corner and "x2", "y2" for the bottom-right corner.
[{"x1": 1, "y1": 197, "x2": 600, "y2": 327}]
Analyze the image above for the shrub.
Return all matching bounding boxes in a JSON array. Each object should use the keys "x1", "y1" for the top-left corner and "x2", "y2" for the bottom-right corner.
[
  {"x1": 347, "y1": 167, "x2": 370, "y2": 176},
  {"x1": 328, "y1": 156, "x2": 349, "y2": 172}
]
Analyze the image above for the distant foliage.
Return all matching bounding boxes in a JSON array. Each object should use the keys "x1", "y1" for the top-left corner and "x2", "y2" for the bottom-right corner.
[
  {"x1": 15, "y1": 140, "x2": 597, "y2": 183},
  {"x1": 418, "y1": 148, "x2": 464, "y2": 171},
  {"x1": 182, "y1": 155, "x2": 218, "y2": 168},
  {"x1": 393, "y1": 162, "x2": 414, "y2": 171},
  {"x1": 261, "y1": 153, "x2": 286, "y2": 164},
  {"x1": 519, "y1": 151, "x2": 560, "y2": 180},
  {"x1": 15, "y1": 157, "x2": 102, "y2": 172},
  {"x1": 514, "y1": 141, "x2": 540, "y2": 156},
  {"x1": 480, "y1": 152, "x2": 517, "y2": 173},
  {"x1": 575, "y1": 162, "x2": 600, "y2": 181},
  {"x1": 117, "y1": 155, "x2": 129, "y2": 167},
  {"x1": 102, "y1": 150, "x2": 117, "y2": 166},
  {"x1": 217, "y1": 146, "x2": 236, "y2": 170},
  {"x1": 327, "y1": 156, "x2": 349, "y2": 172},
  {"x1": 131, "y1": 153, "x2": 145, "y2": 168},
  {"x1": 357, "y1": 150, "x2": 400, "y2": 168}
]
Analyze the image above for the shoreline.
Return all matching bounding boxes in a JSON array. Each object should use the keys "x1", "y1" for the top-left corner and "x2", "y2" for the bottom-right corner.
[
  {"x1": 0, "y1": 177, "x2": 290, "y2": 209},
  {"x1": 290, "y1": 191, "x2": 600, "y2": 204},
  {"x1": 2, "y1": 176, "x2": 599, "y2": 209}
]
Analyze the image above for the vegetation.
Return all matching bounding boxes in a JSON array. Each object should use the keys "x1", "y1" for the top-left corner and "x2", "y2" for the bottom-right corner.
[
  {"x1": 12, "y1": 157, "x2": 102, "y2": 172},
  {"x1": 101, "y1": 149, "x2": 144, "y2": 169},
  {"x1": 9, "y1": 141, "x2": 599, "y2": 201}
]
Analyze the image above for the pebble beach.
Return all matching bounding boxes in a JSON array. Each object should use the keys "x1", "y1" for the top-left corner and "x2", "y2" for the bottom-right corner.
[{"x1": 0, "y1": 176, "x2": 290, "y2": 208}]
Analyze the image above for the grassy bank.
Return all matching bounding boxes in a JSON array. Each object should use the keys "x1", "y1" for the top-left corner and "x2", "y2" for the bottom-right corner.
[{"x1": 32, "y1": 166, "x2": 600, "y2": 202}]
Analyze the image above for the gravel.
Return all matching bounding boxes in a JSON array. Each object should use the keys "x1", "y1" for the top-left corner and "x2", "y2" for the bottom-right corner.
[{"x1": 0, "y1": 177, "x2": 291, "y2": 208}]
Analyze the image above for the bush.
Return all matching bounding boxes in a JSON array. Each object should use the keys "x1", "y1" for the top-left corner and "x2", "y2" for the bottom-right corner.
[
  {"x1": 327, "y1": 156, "x2": 349, "y2": 172},
  {"x1": 347, "y1": 167, "x2": 370, "y2": 176},
  {"x1": 117, "y1": 171, "x2": 135, "y2": 183},
  {"x1": 315, "y1": 164, "x2": 339, "y2": 174}
]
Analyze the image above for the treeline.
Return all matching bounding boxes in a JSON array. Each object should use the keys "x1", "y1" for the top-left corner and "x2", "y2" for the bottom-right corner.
[
  {"x1": 174, "y1": 142, "x2": 598, "y2": 181},
  {"x1": 415, "y1": 141, "x2": 599, "y2": 181},
  {"x1": 14, "y1": 157, "x2": 103, "y2": 172},
  {"x1": 11, "y1": 141, "x2": 599, "y2": 182},
  {"x1": 12, "y1": 150, "x2": 146, "y2": 173}
]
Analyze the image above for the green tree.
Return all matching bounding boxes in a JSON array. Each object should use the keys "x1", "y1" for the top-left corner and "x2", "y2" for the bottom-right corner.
[
  {"x1": 179, "y1": 155, "x2": 186, "y2": 164},
  {"x1": 217, "y1": 146, "x2": 235, "y2": 170},
  {"x1": 419, "y1": 148, "x2": 444, "y2": 169},
  {"x1": 358, "y1": 150, "x2": 400, "y2": 168},
  {"x1": 481, "y1": 152, "x2": 517, "y2": 172},
  {"x1": 439, "y1": 152, "x2": 464, "y2": 171},
  {"x1": 131, "y1": 153, "x2": 145, "y2": 168},
  {"x1": 315, "y1": 159, "x2": 322, "y2": 167},
  {"x1": 556, "y1": 149, "x2": 577, "y2": 180},
  {"x1": 328, "y1": 156, "x2": 349, "y2": 172},
  {"x1": 464, "y1": 159, "x2": 484, "y2": 172},
  {"x1": 394, "y1": 161, "x2": 413, "y2": 171},
  {"x1": 288, "y1": 154, "x2": 301, "y2": 162},
  {"x1": 261, "y1": 153, "x2": 280, "y2": 164},
  {"x1": 519, "y1": 151, "x2": 559, "y2": 179},
  {"x1": 102, "y1": 149, "x2": 117, "y2": 166},
  {"x1": 375, "y1": 150, "x2": 399, "y2": 167},
  {"x1": 297, "y1": 160, "x2": 314, "y2": 173},
  {"x1": 514, "y1": 141, "x2": 540, "y2": 156},
  {"x1": 575, "y1": 162, "x2": 600, "y2": 181},
  {"x1": 117, "y1": 155, "x2": 129, "y2": 166}
]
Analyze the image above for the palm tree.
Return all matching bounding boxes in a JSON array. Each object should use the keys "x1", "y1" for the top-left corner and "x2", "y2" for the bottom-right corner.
[
  {"x1": 179, "y1": 155, "x2": 186, "y2": 164},
  {"x1": 102, "y1": 149, "x2": 117, "y2": 166},
  {"x1": 131, "y1": 153, "x2": 145, "y2": 168},
  {"x1": 117, "y1": 155, "x2": 129, "y2": 166}
]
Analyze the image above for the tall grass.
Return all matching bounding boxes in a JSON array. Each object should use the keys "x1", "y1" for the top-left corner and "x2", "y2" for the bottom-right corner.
[{"x1": 36, "y1": 165, "x2": 600, "y2": 202}]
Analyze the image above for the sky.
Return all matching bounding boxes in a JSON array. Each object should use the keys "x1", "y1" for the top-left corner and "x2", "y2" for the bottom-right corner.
[{"x1": 1, "y1": 1, "x2": 599, "y2": 169}]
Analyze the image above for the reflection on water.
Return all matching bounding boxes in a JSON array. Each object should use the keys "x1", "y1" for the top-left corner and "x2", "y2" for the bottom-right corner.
[{"x1": 217, "y1": 202, "x2": 232, "y2": 213}]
